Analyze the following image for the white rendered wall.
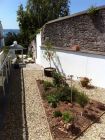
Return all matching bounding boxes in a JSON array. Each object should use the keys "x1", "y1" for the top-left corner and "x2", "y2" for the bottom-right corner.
[
  {"x1": 40, "y1": 48, "x2": 105, "y2": 88},
  {"x1": 36, "y1": 32, "x2": 41, "y2": 64}
]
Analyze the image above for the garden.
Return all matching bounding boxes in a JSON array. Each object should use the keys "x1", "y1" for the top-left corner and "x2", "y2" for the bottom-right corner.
[{"x1": 37, "y1": 71, "x2": 105, "y2": 140}]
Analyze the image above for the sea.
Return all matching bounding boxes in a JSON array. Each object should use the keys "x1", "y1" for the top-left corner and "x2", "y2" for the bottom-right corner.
[{"x1": 3, "y1": 29, "x2": 20, "y2": 37}]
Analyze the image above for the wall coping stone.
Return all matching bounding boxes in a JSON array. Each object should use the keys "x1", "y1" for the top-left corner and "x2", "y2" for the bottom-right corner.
[
  {"x1": 41, "y1": 45, "x2": 105, "y2": 56},
  {"x1": 45, "y1": 5, "x2": 105, "y2": 25}
]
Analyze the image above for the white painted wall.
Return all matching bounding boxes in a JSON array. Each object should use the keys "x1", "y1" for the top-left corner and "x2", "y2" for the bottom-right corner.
[
  {"x1": 40, "y1": 48, "x2": 105, "y2": 88},
  {"x1": 36, "y1": 32, "x2": 41, "y2": 64}
]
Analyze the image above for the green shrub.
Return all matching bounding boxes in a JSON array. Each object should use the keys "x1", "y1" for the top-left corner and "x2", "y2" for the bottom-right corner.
[
  {"x1": 47, "y1": 94, "x2": 57, "y2": 103},
  {"x1": 87, "y1": 6, "x2": 98, "y2": 16},
  {"x1": 53, "y1": 110, "x2": 62, "y2": 117},
  {"x1": 52, "y1": 71, "x2": 67, "y2": 87},
  {"x1": 62, "y1": 111, "x2": 74, "y2": 123},
  {"x1": 47, "y1": 94, "x2": 58, "y2": 108},
  {"x1": 46, "y1": 84, "x2": 89, "y2": 107},
  {"x1": 43, "y1": 80, "x2": 53, "y2": 90},
  {"x1": 56, "y1": 86, "x2": 71, "y2": 102},
  {"x1": 76, "y1": 92, "x2": 89, "y2": 107}
]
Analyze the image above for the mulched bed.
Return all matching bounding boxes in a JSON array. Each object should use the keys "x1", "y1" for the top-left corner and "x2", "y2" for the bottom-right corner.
[{"x1": 37, "y1": 80, "x2": 105, "y2": 140}]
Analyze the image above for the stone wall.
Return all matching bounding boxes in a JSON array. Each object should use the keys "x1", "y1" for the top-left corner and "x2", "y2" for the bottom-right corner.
[{"x1": 41, "y1": 6, "x2": 105, "y2": 52}]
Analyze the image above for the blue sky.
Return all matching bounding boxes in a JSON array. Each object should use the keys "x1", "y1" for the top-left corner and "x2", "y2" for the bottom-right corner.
[{"x1": 0, "y1": 0, "x2": 105, "y2": 29}]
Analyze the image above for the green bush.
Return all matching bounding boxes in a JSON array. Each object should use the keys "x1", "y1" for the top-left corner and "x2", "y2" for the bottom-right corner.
[
  {"x1": 52, "y1": 71, "x2": 66, "y2": 87},
  {"x1": 46, "y1": 83, "x2": 89, "y2": 107},
  {"x1": 47, "y1": 94, "x2": 58, "y2": 108},
  {"x1": 56, "y1": 86, "x2": 71, "y2": 102},
  {"x1": 53, "y1": 110, "x2": 62, "y2": 117},
  {"x1": 47, "y1": 94, "x2": 57, "y2": 103},
  {"x1": 62, "y1": 111, "x2": 74, "y2": 123},
  {"x1": 76, "y1": 92, "x2": 89, "y2": 107},
  {"x1": 43, "y1": 80, "x2": 53, "y2": 90}
]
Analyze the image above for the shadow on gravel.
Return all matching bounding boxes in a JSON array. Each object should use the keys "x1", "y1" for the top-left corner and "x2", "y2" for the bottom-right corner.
[{"x1": 0, "y1": 67, "x2": 28, "y2": 140}]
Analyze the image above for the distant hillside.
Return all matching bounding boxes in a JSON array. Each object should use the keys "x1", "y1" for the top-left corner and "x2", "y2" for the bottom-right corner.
[{"x1": 3, "y1": 29, "x2": 20, "y2": 36}]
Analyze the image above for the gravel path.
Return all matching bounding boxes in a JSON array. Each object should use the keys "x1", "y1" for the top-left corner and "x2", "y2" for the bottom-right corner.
[{"x1": 23, "y1": 66, "x2": 53, "y2": 140}]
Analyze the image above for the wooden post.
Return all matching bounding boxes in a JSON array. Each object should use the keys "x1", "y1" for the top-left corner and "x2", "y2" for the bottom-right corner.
[{"x1": 70, "y1": 75, "x2": 73, "y2": 103}]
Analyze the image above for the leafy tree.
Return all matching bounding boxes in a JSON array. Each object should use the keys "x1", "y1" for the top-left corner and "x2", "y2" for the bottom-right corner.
[
  {"x1": 26, "y1": 0, "x2": 70, "y2": 28},
  {"x1": 4, "y1": 32, "x2": 18, "y2": 46},
  {"x1": 17, "y1": 4, "x2": 31, "y2": 48}
]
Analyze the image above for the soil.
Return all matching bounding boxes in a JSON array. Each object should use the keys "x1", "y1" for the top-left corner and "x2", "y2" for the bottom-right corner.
[{"x1": 37, "y1": 80, "x2": 105, "y2": 140}]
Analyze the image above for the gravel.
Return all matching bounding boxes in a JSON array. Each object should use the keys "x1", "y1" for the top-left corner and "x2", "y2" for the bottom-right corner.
[{"x1": 23, "y1": 65, "x2": 53, "y2": 140}]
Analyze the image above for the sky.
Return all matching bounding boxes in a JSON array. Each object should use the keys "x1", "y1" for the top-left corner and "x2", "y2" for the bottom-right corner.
[{"x1": 0, "y1": 0, "x2": 105, "y2": 29}]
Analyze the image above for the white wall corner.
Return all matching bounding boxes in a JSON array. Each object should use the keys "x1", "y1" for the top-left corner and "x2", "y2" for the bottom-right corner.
[{"x1": 36, "y1": 31, "x2": 42, "y2": 64}]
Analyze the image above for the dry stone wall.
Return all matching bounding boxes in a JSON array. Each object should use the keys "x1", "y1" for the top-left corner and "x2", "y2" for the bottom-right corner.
[{"x1": 41, "y1": 7, "x2": 105, "y2": 52}]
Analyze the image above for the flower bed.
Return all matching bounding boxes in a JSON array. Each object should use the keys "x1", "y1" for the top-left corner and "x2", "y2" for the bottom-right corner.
[{"x1": 37, "y1": 72, "x2": 105, "y2": 140}]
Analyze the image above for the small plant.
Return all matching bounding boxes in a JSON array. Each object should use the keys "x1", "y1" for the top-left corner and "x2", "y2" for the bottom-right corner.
[
  {"x1": 62, "y1": 111, "x2": 74, "y2": 123},
  {"x1": 53, "y1": 71, "x2": 67, "y2": 87},
  {"x1": 43, "y1": 80, "x2": 53, "y2": 90},
  {"x1": 76, "y1": 92, "x2": 89, "y2": 107},
  {"x1": 87, "y1": 6, "x2": 98, "y2": 16},
  {"x1": 56, "y1": 86, "x2": 71, "y2": 102},
  {"x1": 53, "y1": 110, "x2": 62, "y2": 118},
  {"x1": 44, "y1": 40, "x2": 55, "y2": 68},
  {"x1": 47, "y1": 94, "x2": 58, "y2": 108}
]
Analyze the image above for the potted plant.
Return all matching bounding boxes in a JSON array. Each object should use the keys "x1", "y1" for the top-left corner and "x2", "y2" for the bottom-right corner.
[
  {"x1": 80, "y1": 77, "x2": 90, "y2": 87},
  {"x1": 43, "y1": 40, "x2": 56, "y2": 77}
]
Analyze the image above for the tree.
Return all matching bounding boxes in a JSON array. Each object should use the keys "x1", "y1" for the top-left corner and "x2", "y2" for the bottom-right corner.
[
  {"x1": 17, "y1": 4, "x2": 31, "y2": 48},
  {"x1": 26, "y1": 0, "x2": 70, "y2": 28},
  {"x1": 4, "y1": 32, "x2": 17, "y2": 46},
  {"x1": 17, "y1": 0, "x2": 70, "y2": 48},
  {"x1": 44, "y1": 40, "x2": 56, "y2": 68}
]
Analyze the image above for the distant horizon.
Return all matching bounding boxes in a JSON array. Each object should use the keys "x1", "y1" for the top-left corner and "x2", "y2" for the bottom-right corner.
[{"x1": 3, "y1": 28, "x2": 20, "y2": 30}]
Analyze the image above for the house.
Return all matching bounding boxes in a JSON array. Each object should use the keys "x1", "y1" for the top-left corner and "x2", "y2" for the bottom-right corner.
[{"x1": 35, "y1": 5, "x2": 105, "y2": 88}]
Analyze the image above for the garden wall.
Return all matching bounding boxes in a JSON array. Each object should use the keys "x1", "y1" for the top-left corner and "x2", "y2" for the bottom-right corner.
[
  {"x1": 41, "y1": 6, "x2": 105, "y2": 52},
  {"x1": 40, "y1": 47, "x2": 105, "y2": 88},
  {"x1": 36, "y1": 32, "x2": 105, "y2": 88},
  {"x1": 36, "y1": 6, "x2": 105, "y2": 88}
]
